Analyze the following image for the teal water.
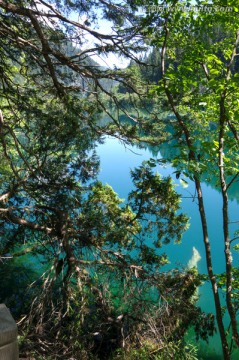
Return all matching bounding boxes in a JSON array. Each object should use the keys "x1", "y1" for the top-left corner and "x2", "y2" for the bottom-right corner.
[{"x1": 96, "y1": 136, "x2": 239, "y2": 359}]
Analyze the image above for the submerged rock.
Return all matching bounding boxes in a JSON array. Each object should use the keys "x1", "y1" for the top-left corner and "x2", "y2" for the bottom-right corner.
[{"x1": 187, "y1": 247, "x2": 201, "y2": 269}]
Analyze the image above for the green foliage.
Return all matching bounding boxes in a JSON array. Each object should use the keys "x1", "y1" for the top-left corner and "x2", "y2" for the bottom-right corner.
[
  {"x1": 217, "y1": 268, "x2": 239, "y2": 304},
  {"x1": 136, "y1": 1, "x2": 239, "y2": 357},
  {"x1": 112, "y1": 340, "x2": 198, "y2": 360},
  {"x1": 129, "y1": 163, "x2": 189, "y2": 247}
]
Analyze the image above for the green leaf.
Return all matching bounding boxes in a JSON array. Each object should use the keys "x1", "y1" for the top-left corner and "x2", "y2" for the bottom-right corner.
[{"x1": 210, "y1": 69, "x2": 220, "y2": 76}]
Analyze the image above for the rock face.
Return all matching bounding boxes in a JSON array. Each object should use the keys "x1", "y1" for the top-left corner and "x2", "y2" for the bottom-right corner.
[{"x1": 0, "y1": 304, "x2": 19, "y2": 360}]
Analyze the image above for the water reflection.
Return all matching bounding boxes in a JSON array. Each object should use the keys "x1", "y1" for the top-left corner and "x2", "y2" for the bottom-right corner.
[{"x1": 138, "y1": 137, "x2": 239, "y2": 204}]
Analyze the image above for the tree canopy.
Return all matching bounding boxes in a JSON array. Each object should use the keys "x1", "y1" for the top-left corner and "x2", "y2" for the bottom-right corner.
[{"x1": 136, "y1": 2, "x2": 239, "y2": 359}]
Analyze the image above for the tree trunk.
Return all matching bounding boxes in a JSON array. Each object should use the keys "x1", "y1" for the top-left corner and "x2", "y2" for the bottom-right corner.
[{"x1": 219, "y1": 96, "x2": 239, "y2": 348}]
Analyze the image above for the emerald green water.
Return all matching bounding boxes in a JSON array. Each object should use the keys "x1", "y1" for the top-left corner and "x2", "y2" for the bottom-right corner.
[{"x1": 96, "y1": 136, "x2": 239, "y2": 359}]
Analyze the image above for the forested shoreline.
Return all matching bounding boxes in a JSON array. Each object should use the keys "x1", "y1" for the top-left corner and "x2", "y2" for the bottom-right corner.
[{"x1": 0, "y1": 1, "x2": 239, "y2": 359}]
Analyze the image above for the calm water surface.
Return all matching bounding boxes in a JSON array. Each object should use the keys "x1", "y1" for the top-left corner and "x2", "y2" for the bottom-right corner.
[{"x1": 96, "y1": 136, "x2": 239, "y2": 359}]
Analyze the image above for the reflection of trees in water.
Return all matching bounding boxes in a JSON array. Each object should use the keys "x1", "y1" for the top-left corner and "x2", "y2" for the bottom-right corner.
[{"x1": 139, "y1": 135, "x2": 239, "y2": 204}]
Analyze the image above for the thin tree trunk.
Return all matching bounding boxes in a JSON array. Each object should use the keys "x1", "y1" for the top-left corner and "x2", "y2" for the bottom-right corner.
[
  {"x1": 219, "y1": 95, "x2": 239, "y2": 348},
  {"x1": 160, "y1": 20, "x2": 230, "y2": 359},
  {"x1": 218, "y1": 30, "x2": 239, "y2": 347},
  {"x1": 195, "y1": 177, "x2": 230, "y2": 359}
]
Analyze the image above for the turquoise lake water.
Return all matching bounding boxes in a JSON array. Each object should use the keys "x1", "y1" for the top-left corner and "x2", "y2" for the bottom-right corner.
[{"x1": 96, "y1": 136, "x2": 239, "y2": 359}]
